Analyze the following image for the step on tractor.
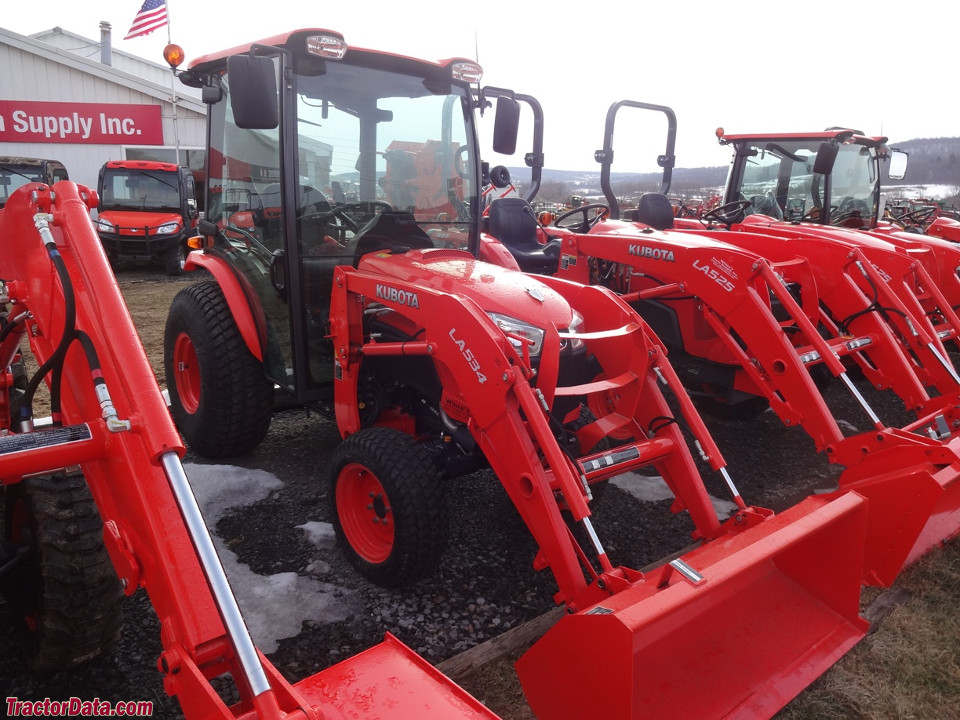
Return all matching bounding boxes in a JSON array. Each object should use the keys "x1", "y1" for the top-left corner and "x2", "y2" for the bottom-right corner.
[
  {"x1": 0, "y1": 178, "x2": 501, "y2": 717},
  {"x1": 488, "y1": 97, "x2": 960, "y2": 588},
  {"x1": 160, "y1": 29, "x2": 871, "y2": 719},
  {"x1": 95, "y1": 160, "x2": 200, "y2": 276}
]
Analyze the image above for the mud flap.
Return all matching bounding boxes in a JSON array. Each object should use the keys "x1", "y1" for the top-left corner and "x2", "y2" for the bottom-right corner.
[
  {"x1": 295, "y1": 632, "x2": 500, "y2": 718},
  {"x1": 516, "y1": 493, "x2": 869, "y2": 720}
]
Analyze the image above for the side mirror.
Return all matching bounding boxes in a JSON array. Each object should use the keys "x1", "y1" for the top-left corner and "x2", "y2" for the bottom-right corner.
[
  {"x1": 492, "y1": 96, "x2": 520, "y2": 155},
  {"x1": 813, "y1": 142, "x2": 839, "y2": 175},
  {"x1": 227, "y1": 54, "x2": 279, "y2": 129},
  {"x1": 888, "y1": 149, "x2": 908, "y2": 181}
]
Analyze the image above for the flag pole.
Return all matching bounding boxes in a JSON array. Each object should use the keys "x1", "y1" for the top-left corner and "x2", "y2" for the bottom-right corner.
[{"x1": 165, "y1": 0, "x2": 180, "y2": 164}]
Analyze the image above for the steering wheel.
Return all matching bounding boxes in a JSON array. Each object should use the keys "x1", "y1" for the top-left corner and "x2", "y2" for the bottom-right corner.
[
  {"x1": 831, "y1": 196, "x2": 870, "y2": 226},
  {"x1": 306, "y1": 200, "x2": 393, "y2": 233},
  {"x1": 553, "y1": 203, "x2": 610, "y2": 233},
  {"x1": 701, "y1": 200, "x2": 751, "y2": 227},
  {"x1": 896, "y1": 206, "x2": 937, "y2": 229}
]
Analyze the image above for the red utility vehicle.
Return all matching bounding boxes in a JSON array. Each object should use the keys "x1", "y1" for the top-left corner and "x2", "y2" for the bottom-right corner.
[{"x1": 96, "y1": 160, "x2": 199, "y2": 275}]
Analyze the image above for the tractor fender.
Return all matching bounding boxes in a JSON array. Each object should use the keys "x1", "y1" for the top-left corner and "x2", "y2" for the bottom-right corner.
[{"x1": 184, "y1": 252, "x2": 265, "y2": 362}]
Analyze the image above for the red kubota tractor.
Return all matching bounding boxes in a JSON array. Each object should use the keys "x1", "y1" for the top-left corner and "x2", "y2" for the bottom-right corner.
[
  {"x1": 488, "y1": 99, "x2": 960, "y2": 588},
  {"x1": 160, "y1": 30, "x2": 872, "y2": 719}
]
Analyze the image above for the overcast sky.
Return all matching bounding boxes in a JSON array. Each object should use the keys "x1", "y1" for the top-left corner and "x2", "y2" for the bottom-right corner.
[{"x1": 5, "y1": 0, "x2": 957, "y2": 172}]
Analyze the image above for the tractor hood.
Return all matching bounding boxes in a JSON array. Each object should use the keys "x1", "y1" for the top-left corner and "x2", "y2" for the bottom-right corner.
[{"x1": 357, "y1": 248, "x2": 577, "y2": 330}]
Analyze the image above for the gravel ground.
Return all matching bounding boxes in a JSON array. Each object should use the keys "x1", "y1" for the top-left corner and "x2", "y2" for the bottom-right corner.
[{"x1": 0, "y1": 267, "x2": 934, "y2": 718}]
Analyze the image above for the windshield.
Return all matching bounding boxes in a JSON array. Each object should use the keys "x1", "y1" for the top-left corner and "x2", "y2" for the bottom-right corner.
[
  {"x1": 0, "y1": 164, "x2": 45, "y2": 207},
  {"x1": 206, "y1": 60, "x2": 477, "y2": 256},
  {"x1": 100, "y1": 169, "x2": 182, "y2": 211},
  {"x1": 204, "y1": 53, "x2": 480, "y2": 396},
  {"x1": 735, "y1": 139, "x2": 880, "y2": 227}
]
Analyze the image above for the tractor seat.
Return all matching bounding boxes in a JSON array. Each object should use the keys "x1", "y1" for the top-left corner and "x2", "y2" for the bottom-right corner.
[
  {"x1": 634, "y1": 192, "x2": 675, "y2": 231},
  {"x1": 486, "y1": 197, "x2": 561, "y2": 274}
]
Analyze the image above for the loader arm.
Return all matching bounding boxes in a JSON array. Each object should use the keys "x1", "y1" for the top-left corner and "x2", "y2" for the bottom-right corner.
[
  {"x1": 679, "y1": 225, "x2": 960, "y2": 440},
  {"x1": 0, "y1": 182, "x2": 499, "y2": 719},
  {"x1": 559, "y1": 228, "x2": 872, "y2": 454},
  {"x1": 329, "y1": 257, "x2": 770, "y2": 611},
  {"x1": 725, "y1": 218, "x2": 960, "y2": 397}
]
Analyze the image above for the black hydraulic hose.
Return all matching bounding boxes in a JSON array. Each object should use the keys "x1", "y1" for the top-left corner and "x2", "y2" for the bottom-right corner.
[
  {"x1": 837, "y1": 265, "x2": 910, "y2": 335},
  {"x1": 21, "y1": 234, "x2": 76, "y2": 425}
]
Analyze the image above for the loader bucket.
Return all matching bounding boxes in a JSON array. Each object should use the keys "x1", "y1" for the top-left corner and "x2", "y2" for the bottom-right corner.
[
  {"x1": 295, "y1": 632, "x2": 500, "y2": 718},
  {"x1": 832, "y1": 432, "x2": 960, "y2": 587},
  {"x1": 516, "y1": 493, "x2": 869, "y2": 720}
]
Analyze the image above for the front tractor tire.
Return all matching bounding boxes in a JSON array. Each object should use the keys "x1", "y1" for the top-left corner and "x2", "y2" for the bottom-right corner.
[
  {"x1": 330, "y1": 428, "x2": 448, "y2": 587},
  {"x1": 1, "y1": 473, "x2": 123, "y2": 671},
  {"x1": 165, "y1": 280, "x2": 273, "y2": 458}
]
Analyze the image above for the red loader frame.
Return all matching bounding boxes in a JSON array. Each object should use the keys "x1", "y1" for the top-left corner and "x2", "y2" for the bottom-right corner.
[{"x1": 0, "y1": 181, "x2": 499, "y2": 718}]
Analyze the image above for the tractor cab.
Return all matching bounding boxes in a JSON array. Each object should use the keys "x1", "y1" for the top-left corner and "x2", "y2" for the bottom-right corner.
[
  {"x1": 717, "y1": 128, "x2": 908, "y2": 228},
  {"x1": 179, "y1": 30, "x2": 526, "y2": 406}
]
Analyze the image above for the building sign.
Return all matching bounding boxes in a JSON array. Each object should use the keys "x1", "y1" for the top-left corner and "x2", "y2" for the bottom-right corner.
[{"x1": 0, "y1": 100, "x2": 163, "y2": 145}]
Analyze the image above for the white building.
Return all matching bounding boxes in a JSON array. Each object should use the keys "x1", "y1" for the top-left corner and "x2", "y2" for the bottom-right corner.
[{"x1": 0, "y1": 23, "x2": 206, "y2": 190}]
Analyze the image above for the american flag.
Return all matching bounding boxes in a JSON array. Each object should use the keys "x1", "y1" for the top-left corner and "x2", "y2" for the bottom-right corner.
[{"x1": 124, "y1": 0, "x2": 168, "y2": 40}]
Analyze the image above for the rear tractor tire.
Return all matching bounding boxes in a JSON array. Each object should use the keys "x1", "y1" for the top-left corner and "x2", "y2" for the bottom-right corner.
[
  {"x1": 164, "y1": 280, "x2": 273, "y2": 458},
  {"x1": 1, "y1": 473, "x2": 123, "y2": 671},
  {"x1": 330, "y1": 427, "x2": 448, "y2": 587}
]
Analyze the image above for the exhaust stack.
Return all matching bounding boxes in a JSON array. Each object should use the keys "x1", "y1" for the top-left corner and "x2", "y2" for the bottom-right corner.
[{"x1": 99, "y1": 21, "x2": 112, "y2": 66}]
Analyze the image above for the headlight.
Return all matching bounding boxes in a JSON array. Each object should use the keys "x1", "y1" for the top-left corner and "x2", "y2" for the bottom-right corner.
[
  {"x1": 487, "y1": 312, "x2": 545, "y2": 356},
  {"x1": 156, "y1": 222, "x2": 180, "y2": 235},
  {"x1": 95, "y1": 218, "x2": 115, "y2": 233}
]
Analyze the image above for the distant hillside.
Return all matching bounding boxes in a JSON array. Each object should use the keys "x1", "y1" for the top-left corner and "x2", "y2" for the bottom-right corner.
[
  {"x1": 518, "y1": 137, "x2": 959, "y2": 202},
  {"x1": 886, "y1": 137, "x2": 960, "y2": 188}
]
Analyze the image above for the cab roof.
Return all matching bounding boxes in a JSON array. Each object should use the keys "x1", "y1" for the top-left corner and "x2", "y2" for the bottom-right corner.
[
  {"x1": 187, "y1": 28, "x2": 474, "y2": 76},
  {"x1": 718, "y1": 128, "x2": 888, "y2": 148}
]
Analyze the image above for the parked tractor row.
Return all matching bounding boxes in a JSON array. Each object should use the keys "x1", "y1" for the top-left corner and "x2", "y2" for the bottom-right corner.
[{"x1": 3, "y1": 27, "x2": 960, "y2": 720}]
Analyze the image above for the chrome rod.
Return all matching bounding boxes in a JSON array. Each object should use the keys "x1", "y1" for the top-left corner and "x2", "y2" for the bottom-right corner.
[
  {"x1": 160, "y1": 451, "x2": 271, "y2": 697},
  {"x1": 840, "y1": 373, "x2": 883, "y2": 428}
]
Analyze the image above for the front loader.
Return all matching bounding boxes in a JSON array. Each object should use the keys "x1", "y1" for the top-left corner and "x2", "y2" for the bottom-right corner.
[
  {"x1": 518, "y1": 100, "x2": 960, "y2": 587},
  {"x1": 161, "y1": 29, "x2": 871, "y2": 719},
  {"x1": 0, "y1": 179, "x2": 500, "y2": 717}
]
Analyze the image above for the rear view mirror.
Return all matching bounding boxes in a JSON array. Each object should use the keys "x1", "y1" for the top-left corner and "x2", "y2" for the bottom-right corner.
[
  {"x1": 227, "y1": 54, "x2": 279, "y2": 129},
  {"x1": 888, "y1": 149, "x2": 908, "y2": 181},
  {"x1": 492, "y1": 97, "x2": 520, "y2": 155},
  {"x1": 813, "y1": 142, "x2": 839, "y2": 175}
]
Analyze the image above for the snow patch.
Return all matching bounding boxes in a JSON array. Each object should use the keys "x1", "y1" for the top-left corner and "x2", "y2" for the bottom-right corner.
[
  {"x1": 183, "y1": 463, "x2": 358, "y2": 653},
  {"x1": 298, "y1": 521, "x2": 338, "y2": 550},
  {"x1": 610, "y1": 471, "x2": 739, "y2": 519}
]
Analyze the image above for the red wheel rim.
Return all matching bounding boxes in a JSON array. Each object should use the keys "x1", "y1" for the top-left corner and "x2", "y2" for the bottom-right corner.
[
  {"x1": 173, "y1": 332, "x2": 201, "y2": 414},
  {"x1": 335, "y1": 463, "x2": 394, "y2": 564}
]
